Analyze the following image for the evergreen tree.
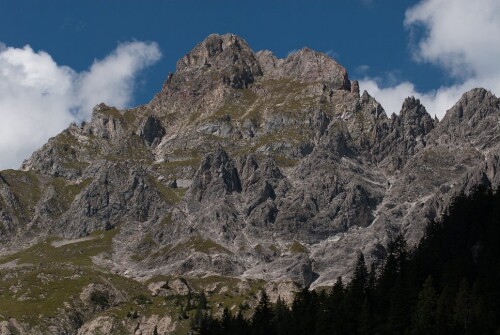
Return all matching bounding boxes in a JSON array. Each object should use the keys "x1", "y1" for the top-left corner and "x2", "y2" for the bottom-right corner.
[
  {"x1": 411, "y1": 276, "x2": 437, "y2": 335},
  {"x1": 252, "y1": 290, "x2": 274, "y2": 335},
  {"x1": 234, "y1": 310, "x2": 249, "y2": 335},
  {"x1": 453, "y1": 278, "x2": 471, "y2": 335},
  {"x1": 378, "y1": 234, "x2": 412, "y2": 335},
  {"x1": 367, "y1": 263, "x2": 376, "y2": 295},
  {"x1": 358, "y1": 298, "x2": 372, "y2": 335},
  {"x1": 199, "y1": 291, "x2": 208, "y2": 310},
  {"x1": 274, "y1": 296, "x2": 291, "y2": 335},
  {"x1": 291, "y1": 288, "x2": 318, "y2": 335},
  {"x1": 192, "y1": 306, "x2": 204, "y2": 332},
  {"x1": 436, "y1": 285, "x2": 454, "y2": 335},
  {"x1": 221, "y1": 307, "x2": 232, "y2": 335},
  {"x1": 387, "y1": 278, "x2": 412, "y2": 335},
  {"x1": 193, "y1": 187, "x2": 500, "y2": 335},
  {"x1": 350, "y1": 252, "x2": 368, "y2": 296},
  {"x1": 328, "y1": 277, "x2": 346, "y2": 334},
  {"x1": 344, "y1": 253, "x2": 368, "y2": 333}
]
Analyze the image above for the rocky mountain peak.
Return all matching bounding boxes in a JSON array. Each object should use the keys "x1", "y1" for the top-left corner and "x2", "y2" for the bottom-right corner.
[
  {"x1": 176, "y1": 34, "x2": 256, "y2": 72},
  {"x1": 401, "y1": 96, "x2": 422, "y2": 111},
  {"x1": 284, "y1": 48, "x2": 350, "y2": 90},
  {"x1": 83, "y1": 103, "x2": 126, "y2": 142},
  {"x1": 256, "y1": 47, "x2": 351, "y2": 90},
  {"x1": 443, "y1": 88, "x2": 498, "y2": 122},
  {"x1": 430, "y1": 88, "x2": 500, "y2": 147},
  {"x1": 162, "y1": 33, "x2": 262, "y2": 93},
  {"x1": 398, "y1": 96, "x2": 435, "y2": 136}
]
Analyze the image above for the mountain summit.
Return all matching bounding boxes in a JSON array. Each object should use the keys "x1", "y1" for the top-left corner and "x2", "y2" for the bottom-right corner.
[{"x1": 1, "y1": 33, "x2": 500, "y2": 334}]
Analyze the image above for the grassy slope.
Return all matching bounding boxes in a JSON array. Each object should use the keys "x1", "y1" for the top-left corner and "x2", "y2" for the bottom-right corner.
[{"x1": 0, "y1": 229, "x2": 266, "y2": 333}]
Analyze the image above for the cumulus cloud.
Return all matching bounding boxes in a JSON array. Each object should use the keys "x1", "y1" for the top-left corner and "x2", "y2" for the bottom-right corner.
[
  {"x1": 0, "y1": 41, "x2": 161, "y2": 170},
  {"x1": 405, "y1": 0, "x2": 500, "y2": 79},
  {"x1": 360, "y1": 0, "x2": 500, "y2": 118}
]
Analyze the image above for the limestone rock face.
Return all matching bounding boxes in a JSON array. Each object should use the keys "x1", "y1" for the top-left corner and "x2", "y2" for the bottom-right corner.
[
  {"x1": 140, "y1": 116, "x2": 166, "y2": 147},
  {"x1": 0, "y1": 320, "x2": 23, "y2": 335},
  {"x1": 76, "y1": 316, "x2": 116, "y2": 335},
  {"x1": 429, "y1": 88, "x2": 500, "y2": 147},
  {"x1": 3, "y1": 33, "x2": 500, "y2": 297},
  {"x1": 85, "y1": 104, "x2": 126, "y2": 142},
  {"x1": 165, "y1": 33, "x2": 262, "y2": 93},
  {"x1": 376, "y1": 96, "x2": 436, "y2": 170},
  {"x1": 351, "y1": 80, "x2": 360, "y2": 95},
  {"x1": 53, "y1": 161, "x2": 170, "y2": 238},
  {"x1": 256, "y1": 48, "x2": 351, "y2": 90}
]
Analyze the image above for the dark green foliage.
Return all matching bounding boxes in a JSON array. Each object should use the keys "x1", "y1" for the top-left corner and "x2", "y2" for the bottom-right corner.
[
  {"x1": 272, "y1": 296, "x2": 292, "y2": 335},
  {"x1": 134, "y1": 293, "x2": 152, "y2": 305},
  {"x1": 411, "y1": 276, "x2": 437, "y2": 335},
  {"x1": 453, "y1": 278, "x2": 472, "y2": 335},
  {"x1": 89, "y1": 291, "x2": 109, "y2": 308},
  {"x1": 195, "y1": 186, "x2": 500, "y2": 334},
  {"x1": 252, "y1": 290, "x2": 274, "y2": 335},
  {"x1": 191, "y1": 292, "x2": 211, "y2": 332}
]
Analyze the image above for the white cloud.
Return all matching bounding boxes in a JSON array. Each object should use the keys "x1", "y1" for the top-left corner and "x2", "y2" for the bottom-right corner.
[
  {"x1": 360, "y1": 0, "x2": 500, "y2": 119},
  {"x1": 359, "y1": 78, "x2": 481, "y2": 119},
  {"x1": 359, "y1": 80, "x2": 419, "y2": 117},
  {"x1": 0, "y1": 41, "x2": 161, "y2": 170},
  {"x1": 405, "y1": 0, "x2": 500, "y2": 79},
  {"x1": 76, "y1": 42, "x2": 161, "y2": 118}
]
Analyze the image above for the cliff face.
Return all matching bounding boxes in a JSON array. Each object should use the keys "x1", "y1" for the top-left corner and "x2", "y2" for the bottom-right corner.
[{"x1": 1, "y1": 33, "x2": 500, "y2": 334}]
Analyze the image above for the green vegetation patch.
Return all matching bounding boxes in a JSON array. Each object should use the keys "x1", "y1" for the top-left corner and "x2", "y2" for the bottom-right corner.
[
  {"x1": 188, "y1": 275, "x2": 266, "y2": 316},
  {"x1": 212, "y1": 89, "x2": 259, "y2": 121},
  {"x1": 50, "y1": 177, "x2": 92, "y2": 209},
  {"x1": 262, "y1": 78, "x2": 309, "y2": 95},
  {"x1": 47, "y1": 131, "x2": 101, "y2": 172},
  {"x1": 0, "y1": 229, "x2": 155, "y2": 323},
  {"x1": 275, "y1": 156, "x2": 300, "y2": 168},
  {"x1": 54, "y1": 130, "x2": 79, "y2": 148},
  {"x1": 0, "y1": 228, "x2": 119, "y2": 267},
  {"x1": 153, "y1": 158, "x2": 201, "y2": 180},
  {"x1": 148, "y1": 175, "x2": 187, "y2": 205},
  {"x1": 144, "y1": 236, "x2": 232, "y2": 263},
  {"x1": 0, "y1": 170, "x2": 42, "y2": 218},
  {"x1": 160, "y1": 213, "x2": 174, "y2": 226},
  {"x1": 269, "y1": 244, "x2": 281, "y2": 255},
  {"x1": 289, "y1": 240, "x2": 308, "y2": 254},
  {"x1": 106, "y1": 138, "x2": 154, "y2": 164},
  {"x1": 98, "y1": 106, "x2": 123, "y2": 120}
]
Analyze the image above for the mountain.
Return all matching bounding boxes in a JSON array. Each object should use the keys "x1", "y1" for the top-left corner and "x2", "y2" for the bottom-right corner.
[
  {"x1": 1, "y1": 33, "x2": 500, "y2": 334},
  {"x1": 199, "y1": 186, "x2": 500, "y2": 335}
]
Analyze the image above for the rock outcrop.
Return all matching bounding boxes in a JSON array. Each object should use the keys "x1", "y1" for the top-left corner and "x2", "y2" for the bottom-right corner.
[{"x1": 256, "y1": 48, "x2": 351, "y2": 90}]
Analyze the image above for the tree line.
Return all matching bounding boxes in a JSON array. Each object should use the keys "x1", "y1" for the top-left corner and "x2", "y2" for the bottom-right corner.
[{"x1": 192, "y1": 186, "x2": 500, "y2": 334}]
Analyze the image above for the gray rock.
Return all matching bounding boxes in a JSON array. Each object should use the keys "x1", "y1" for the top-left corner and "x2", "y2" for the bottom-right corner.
[
  {"x1": 2, "y1": 33, "x2": 500, "y2": 298},
  {"x1": 257, "y1": 48, "x2": 351, "y2": 90},
  {"x1": 140, "y1": 116, "x2": 166, "y2": 147}
]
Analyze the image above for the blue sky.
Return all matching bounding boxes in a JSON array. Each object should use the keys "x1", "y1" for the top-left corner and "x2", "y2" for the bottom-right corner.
[
  {"x1": 0, "y1": 0, "x2": 499, "y2": 168},
  {"x1": 0, "y1": 0, "x2": 431, "y2": 103}
]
